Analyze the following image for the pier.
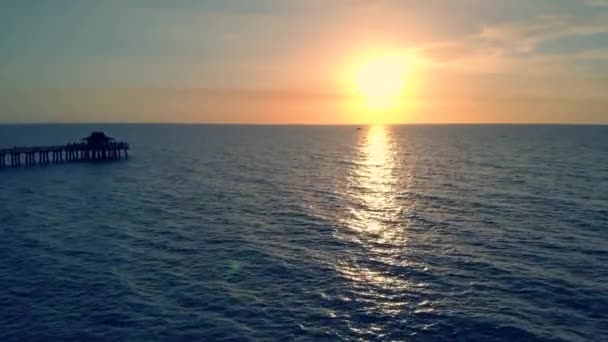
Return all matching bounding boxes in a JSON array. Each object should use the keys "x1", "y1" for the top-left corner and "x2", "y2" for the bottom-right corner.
[{"x1": 0, "y1": 132, "x2": 129, "y2": 168}]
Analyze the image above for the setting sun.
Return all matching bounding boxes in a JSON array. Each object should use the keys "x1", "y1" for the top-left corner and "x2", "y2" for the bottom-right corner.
[
  {"x1": 343, "y1": 51, "x2": 413, "y2": 123},
  {"x1": 354, "y1": 55, "x2": 408, "y2": 101}
]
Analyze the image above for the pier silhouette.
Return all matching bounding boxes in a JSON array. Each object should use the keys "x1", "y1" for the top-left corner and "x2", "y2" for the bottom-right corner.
[{"x1": 0, "y1": 132, "x2": 129, "y2": 167}]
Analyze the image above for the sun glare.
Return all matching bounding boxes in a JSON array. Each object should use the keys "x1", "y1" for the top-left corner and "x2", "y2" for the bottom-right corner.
[
  {"x1": 344, "y1": 51, "x2": 413, "y2": 123},
  {"x1": 355, "y1": 56, "x2": 407, "y2": 100}
]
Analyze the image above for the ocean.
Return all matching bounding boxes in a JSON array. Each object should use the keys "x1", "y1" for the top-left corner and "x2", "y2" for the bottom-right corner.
[{"x1": 0, "y1": 124, "x2": 606, "y2": 341}]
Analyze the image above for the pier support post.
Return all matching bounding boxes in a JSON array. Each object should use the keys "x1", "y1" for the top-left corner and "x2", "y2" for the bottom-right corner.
[{"x1": 11, "y1": 153, "x2": 21, "y2": 166}]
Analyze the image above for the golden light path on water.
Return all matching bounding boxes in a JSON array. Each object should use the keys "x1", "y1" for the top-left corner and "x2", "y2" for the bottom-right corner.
[
  {"x1": 334, "y1": 125, "x2": 424, "y2": 334},
  {"x1": 345, "y1": 125, "x2": 400, "y2": 235}
]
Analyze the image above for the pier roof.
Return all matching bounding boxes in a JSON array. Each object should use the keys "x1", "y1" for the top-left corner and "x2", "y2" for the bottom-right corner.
[{"x1": 83, "y1": 131, "x2": 114, "y2": 146}]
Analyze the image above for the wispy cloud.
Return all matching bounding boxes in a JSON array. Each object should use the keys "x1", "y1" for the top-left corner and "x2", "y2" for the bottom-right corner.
[
  {"x1": 479, "y1": 14, "x2": 608, "y2": 52},
  {"x1": 413, "y1": 11, "x2": 608, "y2": 76}
]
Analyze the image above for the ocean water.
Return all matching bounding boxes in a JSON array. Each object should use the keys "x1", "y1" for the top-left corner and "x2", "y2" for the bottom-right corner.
[{"x1": 0, "y1": 124, "x2": 607, "y2": 341}]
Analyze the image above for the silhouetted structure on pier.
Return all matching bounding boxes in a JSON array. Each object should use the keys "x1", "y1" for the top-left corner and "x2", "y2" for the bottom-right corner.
[{"x1": 0, "y1": 132, "x2": 130, "y2": 168}]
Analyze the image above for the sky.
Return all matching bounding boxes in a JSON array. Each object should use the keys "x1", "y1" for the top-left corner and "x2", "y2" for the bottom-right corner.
[{"x1": 1, "y1": 0, "x2": 607, "y2": 124}]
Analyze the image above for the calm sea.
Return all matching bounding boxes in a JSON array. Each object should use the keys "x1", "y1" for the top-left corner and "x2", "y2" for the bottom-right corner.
[{"x1": 0, "y1": 124, "x2": 607, "y2": 341}]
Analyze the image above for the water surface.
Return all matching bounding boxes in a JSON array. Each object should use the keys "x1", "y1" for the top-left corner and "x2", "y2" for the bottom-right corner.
[{"x1": 1, "y1": 124, "x2": 607, "y2": 341}]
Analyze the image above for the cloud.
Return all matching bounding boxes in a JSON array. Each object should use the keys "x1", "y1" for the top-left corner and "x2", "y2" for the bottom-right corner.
[
  {"x1": 479, "y1": 14, "x2": 608, "y2": 52},
  {"x1": 412, "y1": 11, "x2": 608, "y2": 76}
]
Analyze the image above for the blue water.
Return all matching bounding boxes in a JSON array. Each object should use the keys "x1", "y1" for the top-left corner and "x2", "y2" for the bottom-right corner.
[{"x1": 0, "y1": 124, "x2": 607, "y2": 341}]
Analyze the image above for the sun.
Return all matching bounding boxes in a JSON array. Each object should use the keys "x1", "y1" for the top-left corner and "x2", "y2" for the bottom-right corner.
[
  {"x1": 339, "y1": 50, "x2": 417, "y2": 123},
  {"x1": 352, "y1": 54, "x2": 409, "y2": 110}
]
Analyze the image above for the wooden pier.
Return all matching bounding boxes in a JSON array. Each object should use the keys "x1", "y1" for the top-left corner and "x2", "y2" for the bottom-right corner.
[{"x1": 0, "y1": 132, "x2": 129, "y2": 168}]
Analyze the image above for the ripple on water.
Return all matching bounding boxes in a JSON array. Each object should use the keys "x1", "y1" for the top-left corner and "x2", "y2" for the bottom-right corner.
[{"x1": 0, "y1": 124, "x2": 607, "y2": 341}]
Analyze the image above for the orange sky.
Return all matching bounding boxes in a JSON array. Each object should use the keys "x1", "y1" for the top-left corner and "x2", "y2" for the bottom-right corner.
[{"x1": 1, "y1": 1, "x2": 607, "y2": 124}]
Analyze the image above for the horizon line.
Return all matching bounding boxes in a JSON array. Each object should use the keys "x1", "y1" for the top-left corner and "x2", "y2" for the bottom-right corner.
[{"x1": 0, "y1": 122, "x2": 607, "y2": 126}]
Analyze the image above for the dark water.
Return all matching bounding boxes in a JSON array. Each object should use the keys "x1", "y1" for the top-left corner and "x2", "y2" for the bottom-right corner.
[{"x1": 1, "y1": 124, "x2": 607, "y2": 341}]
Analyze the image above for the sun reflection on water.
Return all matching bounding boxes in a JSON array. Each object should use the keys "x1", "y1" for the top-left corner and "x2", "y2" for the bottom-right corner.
[
  {"x1": 333, "y1": 125, "x2": 421, "y2": 329},
  {"x1": 344, "y1": 125, "x2": 401, "y2": 237}
]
